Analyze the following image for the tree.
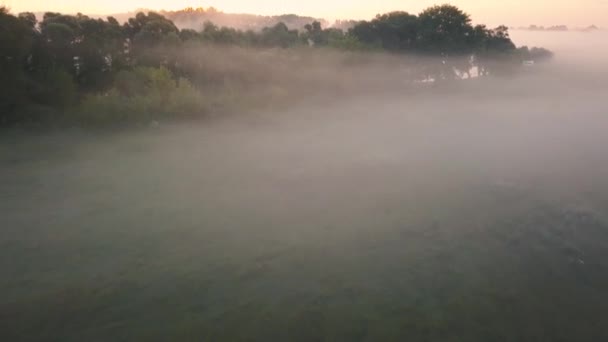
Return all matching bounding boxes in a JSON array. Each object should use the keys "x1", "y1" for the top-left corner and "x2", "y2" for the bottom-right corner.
[
  {"x1": 303, "y1": 21, "x2": 324, "y2": 45},
  {"x1": 123, "y1": 12, "x2": 179, "y2": 43},
  {"x1": 369, "y1": 12, "x2": 418, "y2": 51},
  {"x1": 180, "y1": 28, "x2": 200, "y2": 42},
  {"x1": 261, "y1": 22, "x2": 299, "y2": 48},
  {"x1": 39, "y1": 13, "x2": 80, "y2": 73},
  {"x1": 529, "y1": 47, "x2": 553, "y2": 62},
  {"x1": 0, "y1": 8, "x2": 36, "y2": 122},
  {"x1": 473, "y1": 25, "x2": 517, "y2": 76},
  {"x1": 417, "y1": 4, "x2": 475, "y2": 56},
  {"x1": 75, "y1": 14, "x2": 126, "y2": 90},
  {"x1": 0, "y1": 5, "x2": 553, "y2": 126},
  {"x1": 122, "y1": 12, "x2": 180, "y2": 68}
]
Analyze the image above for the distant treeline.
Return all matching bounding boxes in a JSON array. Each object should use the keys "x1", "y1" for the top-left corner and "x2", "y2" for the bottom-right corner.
[
  {"x1": 517, "y1": 24, "x2": 600, "y2": 32},
  {"x1": 160, "y1": 7, "x2": 329, "y2": 31},
  {"x1": 0, "y1": 5, "x2": 553, "y2": 126}
]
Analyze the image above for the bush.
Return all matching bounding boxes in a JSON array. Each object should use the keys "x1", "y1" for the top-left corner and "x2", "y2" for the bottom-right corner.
[
  {"x1": 28, "y1": 69, "x2": 77, "y2": 109},
  {"x1": 165, "y1": 78, "x2": 207, "y2": 117},
  {"x1": 77, "y1": 67, "x2": 206, "y2": 125},
  {"x1": 114, "y1": 66, "x2": 174, "y2": 97},
  {"x1": 328, "y1": 34, "x2": 367, "y2": 51},
  {"x1": 78, "y1": 90, "x2": 157, "y2": 125}
]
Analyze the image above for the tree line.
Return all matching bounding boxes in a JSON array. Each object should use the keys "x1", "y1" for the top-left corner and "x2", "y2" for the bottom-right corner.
[
  {"x1": 0, "y1": 5, "x2": 552, "y2": 126},
  {"x1": 160, "y1": 6, "x2": 328, "y2": 32}
]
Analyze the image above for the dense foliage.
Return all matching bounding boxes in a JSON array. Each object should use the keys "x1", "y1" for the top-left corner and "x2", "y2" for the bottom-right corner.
[{"x1": 0, "y1": 5, "x2": 552, "y2": 126}]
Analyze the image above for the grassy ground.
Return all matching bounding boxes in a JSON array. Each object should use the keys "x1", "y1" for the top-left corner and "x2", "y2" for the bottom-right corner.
[{"x1": 1, "y1": 87, "x2": 608, "y2": 341}]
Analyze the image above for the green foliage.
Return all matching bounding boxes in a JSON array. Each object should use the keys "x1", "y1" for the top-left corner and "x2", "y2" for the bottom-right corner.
[
  {"x1": 327, "y1": 34, "x2": 367, "y2": 51},
  {"x1": 349, "y1": 5, "x2": 507, "y2": 57},
  {"x1": 0, "y1": 10, "x2": 33, "y2": 123},
  {"x1": 79, "y1": 89, "x2": 159, "y2": 124},
  {"x1": 351, "y1": 12, "x2": 418, "y2": 51},
  {"x1": 260, "y1": 22, "x2": 300, "y2": 48},
  {"x1": 303, "y1": 21, "x2": 325, "y2": 45},
  {"x1": 124, "y1": 12, "x2": 179, "y2": 44},
  {"x1": 39, "y1": 69, "x2": 78, "y2": 108},
  {"x1": 0, "y1": 5, "x2": 553, "y2": 126},
  {"x1": 166, "y1": 78, "x2": 206, "y2": 117},
  {"x1": 78, "y1": 67, "x2": 205, "y2": 124},
  {"x1": 123, "y1": 12, "x2": 181, "y2": 67},
  {"x1": 517, "y1": 46, "x2": 554, "y2": 62},
  {"x1": 417, "y1": 4, "x2": 474, "y2": 55},
  {"x1": 179, "y1": 28, "x2": 200, "y2": 42}
]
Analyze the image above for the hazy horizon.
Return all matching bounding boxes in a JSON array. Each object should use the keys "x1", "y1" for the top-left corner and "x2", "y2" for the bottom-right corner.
[{"x1": 2, "y1": 0, "x2": 607, "y2": 27}]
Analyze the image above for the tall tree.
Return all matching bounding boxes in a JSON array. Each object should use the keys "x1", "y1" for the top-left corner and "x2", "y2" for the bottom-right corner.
[
  {"x1": 417, "y1": 4, "x2": 475, "y2": 56},
  {"x1": 369, "y1": 12, "x2": 418, "y2": 51},
  {"x1": 0, "y1": 7, "x2": 36, "y2": 121},
  {"x1": 261, "y1": 22, "x2": 299, "y2": 48}
]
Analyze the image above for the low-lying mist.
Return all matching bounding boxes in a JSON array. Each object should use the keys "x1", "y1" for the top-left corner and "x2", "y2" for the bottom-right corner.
[{"x1": 2, "y1": 31, "x2": 608, "y2": 341}]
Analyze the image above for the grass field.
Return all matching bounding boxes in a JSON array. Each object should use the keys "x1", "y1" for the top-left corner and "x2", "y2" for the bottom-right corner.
[{"x1": 2, "y1": 80, "x2": 608, "y2": 341}]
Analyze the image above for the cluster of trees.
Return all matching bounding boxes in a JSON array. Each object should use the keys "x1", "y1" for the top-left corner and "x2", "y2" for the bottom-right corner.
[
  {"x1": 1, "y1": 8, "x2": 126, "y2": 123},
  {"x1": 525, "y1": 25, "x2": 569, "y2": 31},
  {"x1": 520, "y1": 24, "x2": 600, "y2": 32},
  {"x1": 161, "y1": 7, "x2": 328, "y2": 31},
  {"x1": 0, "y1": 5, "x2": 552, "y2": 126},
  {"x1": 349, "y1": 6, "x2": 554, "y2": 75},
  {"x1": 0, "y1": 9, "x2": 204, "y2": 124}
]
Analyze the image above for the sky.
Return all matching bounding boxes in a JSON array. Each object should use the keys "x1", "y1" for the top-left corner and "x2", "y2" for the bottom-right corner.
[{"x1": 2, "y1": 0, "x2": 607, "y2": 27}]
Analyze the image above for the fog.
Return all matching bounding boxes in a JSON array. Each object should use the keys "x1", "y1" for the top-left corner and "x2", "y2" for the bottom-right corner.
[
  {"x1": 2, "y1": 31, "x2": 608, "y2": 340},
  {"x1": 512, "y1": 29, "x2": 608, "y2": 66}
]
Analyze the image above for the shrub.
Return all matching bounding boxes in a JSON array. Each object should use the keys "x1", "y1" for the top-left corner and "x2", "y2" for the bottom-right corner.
[
  {"x1": 29, "y1": 69, "x2": 77, "y2": 109},
  {"x1": 165, "y1": 78, "x2": 207, "y2": 117},
  {"x1": 77, "y1": 68, "x2": 206, "y2": 125}
]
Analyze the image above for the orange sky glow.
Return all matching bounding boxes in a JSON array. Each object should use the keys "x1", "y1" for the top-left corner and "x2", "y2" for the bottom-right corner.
[{"x1": 2, "y1": 0, "x2": 606, "y2": 27}]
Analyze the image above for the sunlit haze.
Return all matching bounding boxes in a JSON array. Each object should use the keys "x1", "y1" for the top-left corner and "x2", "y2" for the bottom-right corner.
[{"x1": 3, "y1": 0, "x2": 606, "y2": 27}]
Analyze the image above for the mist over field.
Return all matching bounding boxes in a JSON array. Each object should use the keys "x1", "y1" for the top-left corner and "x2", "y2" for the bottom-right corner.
[
  {"x1": 511, "y1": 29, "x2": 608, "y2": 65},
  {"x1": 2, "y1": 12, "x2": 608, "y2": 342}
]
